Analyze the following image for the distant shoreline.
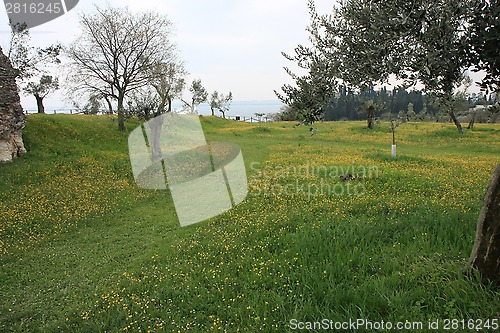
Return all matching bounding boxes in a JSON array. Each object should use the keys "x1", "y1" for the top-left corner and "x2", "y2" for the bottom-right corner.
[{"x1": 23, "y1": 100, "x2": 285, "y2": 117}]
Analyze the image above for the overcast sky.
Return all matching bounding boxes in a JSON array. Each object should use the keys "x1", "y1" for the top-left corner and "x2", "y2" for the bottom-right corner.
[
  {"x1": 0, "y1": 0, "x2": 335, "y2": 109},
  {"x1": 0, "y1": 0, "x2": 485, "y2": 111}
]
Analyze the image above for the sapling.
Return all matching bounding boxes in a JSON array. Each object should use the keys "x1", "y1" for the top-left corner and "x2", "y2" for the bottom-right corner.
[{"x1": 390, "y1": 119, "x2": 402, "y2": 157}]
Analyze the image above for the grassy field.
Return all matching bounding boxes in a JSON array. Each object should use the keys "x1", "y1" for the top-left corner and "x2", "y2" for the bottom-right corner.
[{"x1": 0, "y1": 114, "x2": 499, "y2": 332}]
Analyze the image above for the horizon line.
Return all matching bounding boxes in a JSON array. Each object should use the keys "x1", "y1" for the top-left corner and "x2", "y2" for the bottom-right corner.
[{"x1": 22, "y1": 99, "x2": 285, "y2": 110}]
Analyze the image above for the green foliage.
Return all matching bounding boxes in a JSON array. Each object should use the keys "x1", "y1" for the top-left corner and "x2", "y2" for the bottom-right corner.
[
  {"x1": 469, "y1": 0, "x2": 500, "y2": 93},
  {"x1": 274, "y1": 0, "x2": 340, "y2": 125},
  {"x1": 273, "y1": 105, "x2": 303, "y2": 122},
  {"x1": 127, "y1": 89, "x2": 163, "y2": 120},
  {"x1": 146, "y1": 61, "x2": 187, "y2": 116},
  {"x1": 332, "y1": 0, "x2": 409, "y2": 89},
  {"x1": 324, "y1": 0, "x2": 473, "y2": 99},
  {"x1": 209, "y1": 90, "x2": 233, "y2": 118},
  {"x1": 23, "y1": 75, "x2": 59, "y2": 98},
  {"x1": 275, "y1": 57, "x2": 338, "y2": 124},
  {"x1": 408, "y1": 0, "x2": 472, "y2": 97},
  {"x1": 6, "y1": 22, "x2": 61, "y2": 80},
  {"x1": 325, "y1": 86, "x2": 440, "y2": 121},
  {"x1": 181, "y1": 80, "x2": 209, "y2": 114},
  {"x1": 82, "y1": 95, "x2": 103, "y2": 115},
  {"x1": 22, "y1": 75, "x2": 59, "y2": 113},
  {"x1": 278, "y1": 0, "x2": 495, "y2": 132}
]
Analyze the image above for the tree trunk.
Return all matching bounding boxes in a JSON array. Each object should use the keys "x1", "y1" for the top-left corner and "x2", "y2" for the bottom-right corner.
[
  {"x1": 211, "y1": 107, "x2": 215, "y2": 116},
  {"x1": 467, "y1": 112, "x2": 475, "y2": 130},
  {"x1": 148, "y1": 116, "x2": 163, "y2": 161},
  {"x1": 448, "y1": 110, "x2": 464, "y2": 134},
  {"x1": 35, "y1": 95, "x2": 45, "y2": 114},
  {"x1": 464, "y1": 164, "x2": 500, "y2": 286},
  {"x1": 117, "y1": 92, "x2": 125, "y2": 131},
  {"x1": 167, "y1": 96, "x2": 172, "y2": 113},
  {"x1": 367, "y1": 105, "x2": 374, "y2": 129},
  {"x1": 105, "y1": 96, "x2": 113, "y2": 115},
  {"x1": 156, "y1": 97, "x2": 168, "y2": 118}
]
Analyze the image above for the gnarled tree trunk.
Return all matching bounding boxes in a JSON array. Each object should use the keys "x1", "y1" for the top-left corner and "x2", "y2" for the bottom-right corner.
[
  {"x1": 467, "y1": 111, "x2": 476, "y2": 130},
  {"x1": 0, "y1": 47, "x2": 26, "y2": 163},
  {"x1": 367, "y1": 104, "x2": 375, "y2": 129},
  {"x1": 448, "y1": 110, "x2": 464, "y2": 134},
  {"x1": 464, "y1": 164, "x2": 500, "y2": 286},
  {"x1": 35, "y1": 94, "x2": 45, "y2": 114}
]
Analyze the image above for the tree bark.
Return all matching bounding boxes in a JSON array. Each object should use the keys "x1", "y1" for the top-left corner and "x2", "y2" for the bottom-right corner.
[
  {"x1": 464, "y1": 164, "x2": 500, "y2": 286},
  {"x1": 167, "y1": 96, "x2": 172, "y2": 113},
  {"x1": 367, "y1": 105, "x2": 374, "y2": 129},
  {"x1": 117, "y1": 91, "x2": 125, "y2": 131},
  {"x1": 467, "y1": 112, "x2": 475, "y2": 130},
  {"x1": 105, "y1": 96, "x2": 113, "y2": 115},
  {"x1": 148, "y1": 116, "x2": 163, "y2": 161},
  {"x1": 448, "y1": 110, "x2": 464, "y2": 134},
  {"x1": 35, "y1": 94, "x2": 45, "y2": 114}
]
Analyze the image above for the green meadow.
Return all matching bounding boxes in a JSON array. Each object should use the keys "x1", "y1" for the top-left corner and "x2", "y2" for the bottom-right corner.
[{"x1": 1, "y1": 115, "x2": 499, "y2": 332}]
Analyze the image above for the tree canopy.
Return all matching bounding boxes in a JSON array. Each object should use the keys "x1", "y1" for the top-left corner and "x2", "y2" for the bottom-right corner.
[
  {"x1": 23, "y1": 75, "x2": 59, "y2": 114},
  {"x1": 277, "y1": 0, "x2": 499, "y2": 131},
  {"x1": 469, "y1": 0, "x2": 500, "y2": 93},
  {"x1": 7, "y1": 23, "x2": 61, "y2": 81}
]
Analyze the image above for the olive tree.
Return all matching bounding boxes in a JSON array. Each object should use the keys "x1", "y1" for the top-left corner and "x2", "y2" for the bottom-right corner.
[
  {"x1": 469, "y1": 0, "x2": 500, "y2": 94},
  {"x1": 6, "y1": 23, "x2": 61, "y2": 115},
  {"x1": 66, "y1": 6, "x2": 178, "y2": 131},
  {"x1": 280, "y1": 0, "x2": 476, "y2": 133},
  {"x1": 129, "y1": 60, "x2": 187, "y2": 120},
  {"x1": 151, "y1": 61, "x2": 187, "y2": 115},
  {"x1": 276, "y1": 0, "x2": 402, "y2": 127},
  {"x1": 181, "y1": 80, "x2": 208, "y2": 114},
  {"x1": 209, "y1": 91, "x2": 233, "y2": 118},
  {"x1": 6, "y1": 22, "x2": 61, "y2": 81},
  {"x1": 275, "y1": 1, "x2": 340, "y2": 125},
  {"x1": 23, "y1": 75, "x2": 59, "y2": 114}
]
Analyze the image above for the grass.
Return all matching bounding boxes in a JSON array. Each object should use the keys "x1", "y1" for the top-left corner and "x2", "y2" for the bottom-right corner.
[{"x1": 0, "y1": 115, "x2": 499, "y2": 332}]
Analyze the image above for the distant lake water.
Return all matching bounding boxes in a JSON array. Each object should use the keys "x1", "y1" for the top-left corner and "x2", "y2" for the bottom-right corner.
[
  {"x1": 175, "y1": 100, "x2": 284, "y2": 118},
  {"x1": 32, "y1": 100, "x2": 285, "y2": 118}
]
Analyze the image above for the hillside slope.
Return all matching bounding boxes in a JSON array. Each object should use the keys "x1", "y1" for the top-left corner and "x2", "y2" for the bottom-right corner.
[{"x1": 0, "y1": 115, "x2": 499, "y2": 332}]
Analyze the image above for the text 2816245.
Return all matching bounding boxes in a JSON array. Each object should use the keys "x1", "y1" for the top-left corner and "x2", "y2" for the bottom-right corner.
[{"x1": 5, "y1": 2, "x2": 62, "y2": 14}]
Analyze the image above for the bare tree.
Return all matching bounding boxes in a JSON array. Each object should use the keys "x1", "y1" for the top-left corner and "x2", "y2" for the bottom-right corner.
[{"x1": 65, "y1": 6, "x2": 177, "y2": 130}]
